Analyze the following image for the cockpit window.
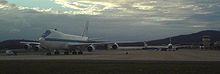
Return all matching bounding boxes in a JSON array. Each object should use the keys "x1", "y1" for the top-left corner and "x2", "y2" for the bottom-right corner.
[{"x1": 41, "y1": 30, "x2": 51, "y2": 38}]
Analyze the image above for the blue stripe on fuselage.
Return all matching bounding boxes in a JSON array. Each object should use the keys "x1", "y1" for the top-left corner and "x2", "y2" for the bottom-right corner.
[{"x1": 44, "y1": 38, "x2": 98, "y2": 43}]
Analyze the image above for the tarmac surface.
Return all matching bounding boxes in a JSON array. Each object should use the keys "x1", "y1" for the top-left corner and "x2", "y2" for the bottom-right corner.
[{"x1": 0, "y1": 49, "x2": 220, "y2": 61}]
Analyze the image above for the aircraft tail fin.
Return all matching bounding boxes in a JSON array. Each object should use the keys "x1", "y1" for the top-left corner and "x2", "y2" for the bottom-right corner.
[
  {"x1": 169, "y1": 37, "x2": 172, "y2": 44},
  {"x1": 41, "y1": 30, "x2": 51, "y2": 38},
  {"x1": 81, "y1": 21, "x2": 89, "y2": 37}
]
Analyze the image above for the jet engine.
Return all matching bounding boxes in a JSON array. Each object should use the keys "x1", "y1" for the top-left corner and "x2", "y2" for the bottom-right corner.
[
  {"x1": 168, "y1": 44, "x2": 173, "y2": 49},
  {"x1": 24, "y1": 44, "x2": 31, "y2": 49},
  {"x1": 112, "y1": 43, "x2": 119, "y2": 49},
  {"x1": 24, "y1": 44, "x2": 40, "y2": 51},
  {"x1": 32, "y1": 45, "x2": 40, "y2": 51},
  {"x1": 87, "y1": 45, "x2": 95, "y2": 52}
]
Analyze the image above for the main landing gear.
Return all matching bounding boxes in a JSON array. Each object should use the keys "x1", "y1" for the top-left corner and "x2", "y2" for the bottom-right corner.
[
  {"x1": 46, "y1": 52, "x2": 52, "y2": 55},
  {"x1": 45, "y1": 49, "x2": 83, "y2": 55},
  {"x1": 64, "y1": 51, "x2": 69, "y2": 55},
  {"x1": 54, "y1": 50, "x2": 60, "y2": 55},
  {"x1": 72, "y1": 50, "x2": 83, "y2": 55}
]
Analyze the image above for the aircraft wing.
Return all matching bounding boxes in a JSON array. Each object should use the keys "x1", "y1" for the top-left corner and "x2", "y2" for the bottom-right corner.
[
  {"x1": 145, "y1": 46, "x2": 168, "y2": 49},
  {"x1": 19, "y1": 41, "x2": 41, "y2": 50},
  {"x1": 67, "y1": 42, "x2": 114, "y2": 47},
  {"x1": 67, "y1": 41, "x2": 145, "y2": 51},
  {"x1": 66, "y1": 41, "x2": 117, "y2": 52},
  {"x1": 147, "y1": 46, "x2": 168, "y2": 48},
  {"x1": 20, "y1": 41, "x2": 40, "y2": 45},
  {"x1": 67, "y1": 41, "x2": 144, "y2": 47},
  {"x1": 145, "y1": 45, "x2": 184, "y2": 51}
]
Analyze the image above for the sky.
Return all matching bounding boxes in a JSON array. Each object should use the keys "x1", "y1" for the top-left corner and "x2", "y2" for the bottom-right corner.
[{"x1": 0, "y1": 0, "x2": 220, "y2": 41}]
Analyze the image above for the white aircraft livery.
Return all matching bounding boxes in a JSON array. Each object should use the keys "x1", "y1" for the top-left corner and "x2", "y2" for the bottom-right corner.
[
  {"x1": 144, "y1": 38, "x2": 180, "y2": 51},
  {"x1": 39, "y1": 22, "x2": 119, "y2": 55}
]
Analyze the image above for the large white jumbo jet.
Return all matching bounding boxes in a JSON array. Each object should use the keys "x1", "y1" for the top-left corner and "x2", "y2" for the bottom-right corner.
[{"x1": 39, "y1": 22, "x2": 119, "y2": 55}]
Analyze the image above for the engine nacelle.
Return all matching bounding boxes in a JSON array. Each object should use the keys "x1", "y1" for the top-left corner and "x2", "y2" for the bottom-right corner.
[
  {"x1": 24, "y1": 44, "x2": 31, "y2": 49},
  {"x1": 112, "y1": 43, "x2": 119, "y2": 49},
  {"x1": 87, "y1": 45, "x2": 95, "y2": 52},
  {"x1": 168, "y1": 43, "x2": 173, "y2": 49},
  {"x1": 32, "y1": 45, "x2": 40, "y2": 51},
  {"x1": 24, "y1": 44, "x2": 40, "y2": 51}
]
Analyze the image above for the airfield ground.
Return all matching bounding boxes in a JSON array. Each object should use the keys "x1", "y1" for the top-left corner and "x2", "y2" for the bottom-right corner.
[
  {"x1": 0, "y1": 49, "x2": 220, "y2": 74},
  {"x1": 0, "y1": 49, "x2": 220, "y2": 61},
  {"x1": 0, "y1": 60, "x2": 220, "y2": 74}
]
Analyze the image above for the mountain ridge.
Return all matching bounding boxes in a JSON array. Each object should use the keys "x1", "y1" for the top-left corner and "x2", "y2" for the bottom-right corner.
[{"x1": 146, "y1": 30, "x2": 220, "y2": 45}]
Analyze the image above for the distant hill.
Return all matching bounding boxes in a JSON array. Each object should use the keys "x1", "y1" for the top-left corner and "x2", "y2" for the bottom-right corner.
[{"x1": 146, "y1": 30, "x2": 220, "y2": 45}]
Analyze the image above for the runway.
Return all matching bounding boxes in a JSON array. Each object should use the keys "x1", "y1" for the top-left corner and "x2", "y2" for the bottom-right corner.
[{"x1": 0, "y1": 49, "x2": 220, "y2": 61}]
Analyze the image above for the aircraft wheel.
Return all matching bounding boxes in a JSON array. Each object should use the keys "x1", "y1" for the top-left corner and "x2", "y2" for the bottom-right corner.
[
  {"x1": 78, "y1": 51, "x2": 83, "y2": 55},
  {"x1": 176, "y1": 48, "x2": 178, "y2": 50},
  {"x1": 64, "y1": 51, "x2": 69, "y2": 55},
  {"x1": 72, "y1": 51, "x2": 77, "y2": 55},
  {"x1": 54, "y1": 50, "x2": 60, "y2": 55},
  {"x1": 54, "y1": 51, "x2": 60, "y2": 55},
  {"x1": 125, "y1": 52, "x2": 128, "y2": 55},
  {"x1": 13, "y1": 51, "x2": 17, "y2": 55},
  {"x1": 46, "y1": 52, "x2": 52, "y2": 55}
]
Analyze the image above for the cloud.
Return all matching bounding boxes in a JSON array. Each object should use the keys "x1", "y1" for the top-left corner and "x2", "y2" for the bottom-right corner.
[
  {"x1": 53, "y1": 0, "x2": 119, "y2": 15},
  {"x1": 52, "y1": 0, "x2": 216, "y2": 21},
  {"x1": 0, "y1": 0, "x2": 54, "y2": 14},
  {"x1": 0, "y1": 0, "x2": 220, "y2": 41},
  {"x1": 0, "y1": 0, "x2": 16, "y2": 8}
]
